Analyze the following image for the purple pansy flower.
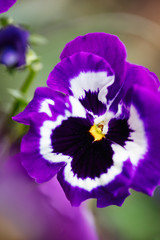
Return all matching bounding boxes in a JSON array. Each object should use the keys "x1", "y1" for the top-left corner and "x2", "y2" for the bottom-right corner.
[
  {"x1": 13, "y1": 33, "x2": 160, "y2": 207},
  {"x1": 0, "y1": 25, "x2": 29, "y2": 68},
  {"x1": 0, "y1": 0, "x2": 16, "y2": 14}
]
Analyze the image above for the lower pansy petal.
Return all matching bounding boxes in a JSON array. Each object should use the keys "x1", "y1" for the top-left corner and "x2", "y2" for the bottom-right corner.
[
  {"x1": 125, "y1": 86, "x2": 160, "y2": 195},
  {"x1": 43, "y1": 99, "x2": 135, "y2": 207},
  {"x1": 57, "y1": 157, "x2": 133, "y2": 207},
  {"x1": 47, "y1": 52, "x2": 115, "y2": 116},
  {"x1": 56, "y1": 140, "x2": 133, "y2": 207},
  {"x1": 96, "y1": 186, "x2": 130, "y2": 208}
]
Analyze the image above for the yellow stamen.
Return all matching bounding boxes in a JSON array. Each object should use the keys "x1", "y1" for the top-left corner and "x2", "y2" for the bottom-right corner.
[{"x1": 89, "y1": 123, "x2": 105, "y2": 141}]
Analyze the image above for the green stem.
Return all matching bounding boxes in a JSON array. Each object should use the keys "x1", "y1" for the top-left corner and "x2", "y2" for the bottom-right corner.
[
  {"x1": 20, "y1": 67, "x2": 36, "y2": 94},
  {"x1": 10, "y1": 67, "x2": 36, "y2": 117},
  {"x1": 0, "y1": 67, "x2": 37, "y2": 138}
]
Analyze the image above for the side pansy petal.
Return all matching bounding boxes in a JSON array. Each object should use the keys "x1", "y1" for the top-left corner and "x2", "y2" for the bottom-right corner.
[
  {"x1": 13, "y1": 87, "x2": 69, "y2": 125},
  {"x1": 60, "y1": 33, "x2": 126, "y2": 84},
  {"x1": 126, "y1": 86, "x2": 160, "y2": 195},
  {"x1": 21, "y1": 113, "x2": 68, "y2": 183},
  {"x1": 124, "y1": 63, "x2": 160, "y2": 93},
  {"x1": 20, "y1": 95, "x2": 88, "y2": 183},
  {"x1": 131, "y1": 87, "x2": 160, "y2": 195},
  {"x1": 47, "y1": 52, "x2": 114, "y2": 115},
  {"x1": 108, "y1": 62, "x2": 160, "y2": 115}
]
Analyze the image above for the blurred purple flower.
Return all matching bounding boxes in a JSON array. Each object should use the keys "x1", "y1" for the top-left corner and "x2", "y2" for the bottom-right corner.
[
  {"x1": 0, "y1": 25, "x2": 29, "y2": 68},
  {"x1": 13, "y1": 33, "x2": 160, "y2": 208},
  {"x1": 0, "y1": 153, "x2": 99, "y2": 240},
  {"x1": 0, "y1": 0, "x2": 16, "y2": 14}
]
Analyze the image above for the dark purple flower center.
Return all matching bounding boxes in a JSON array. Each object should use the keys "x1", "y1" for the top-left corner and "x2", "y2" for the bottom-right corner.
[
  {"x1": 51, "y1": 114, "x2": 133, "y2": 179},
  {"x1": 79, "y1": 90, "x2": 107, "y2": 115}
]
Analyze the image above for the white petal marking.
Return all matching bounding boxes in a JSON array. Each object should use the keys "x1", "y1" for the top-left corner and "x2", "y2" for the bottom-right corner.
[
  {"x1": 39, "y1": 97, "x2": 86, "y2": 163},
  {"x1": 69, "y1": 96, "x2": 86, "y2": 118},
  {"x1": 39, "y1": 111, "x2": 72, "y2": 163},
  {"x1": 39, "y1": 99, "x2": 55, "y2": 117},
  {"x1": 125, "y1": 105, "x2": 148, "y2": 165},
  {"x1": 98, "y1": 76, "x2": 115, "y2": 103},
  {"x1": 70, "y1": 71, "x2": 115, "y2": 103}
]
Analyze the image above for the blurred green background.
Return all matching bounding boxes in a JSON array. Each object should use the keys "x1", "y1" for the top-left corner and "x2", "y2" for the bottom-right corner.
[{"x1": 0, "y1": 0, "x2": 160, "y2": 239}]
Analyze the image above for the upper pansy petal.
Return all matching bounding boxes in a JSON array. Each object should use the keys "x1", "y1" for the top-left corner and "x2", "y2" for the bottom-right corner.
[
  {"x1": 0, "y1": 0, "x2": 16, "y2": 14},
  {"x1": 60, "y1": 33, "x2": 127, "y2": 100},
  {"x1": 12, "y1": 87, "x2": 70, "y2": 125},
  {"x1": 47, "y1": 52, "x2": 114, "y2": 115},
  {"x1": 125, "y1": 86, "x2": 160, "y2": 195}
]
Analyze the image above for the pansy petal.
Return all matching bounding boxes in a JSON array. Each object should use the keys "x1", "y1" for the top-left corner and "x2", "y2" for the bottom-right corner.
[
  {"x1": 20, "y1": 95, "x2": 89, "y2": 183},
  {"x1": 125, "y1": 86, "x2": 160, "y2": 195},
  {"x1": 47, "y1": 52, "x2": 114, "y2": 115},
  {"x1": 21, "y1": 151, "x2": 64, "y2": 184},
  {"x1": 21, "y1": 113, "x2": 67, "y2": 183},
  {"x1": 13, "y1": 87, "x2": 69, "y2": 125},
  {"x1": 60, "y1": 33, "x2": 127, "y2": 101},
  {"x1": 124, "y1": 63, "x2": 160, "y2": 93},
  {"x1": 0, "y1": 0, "x2": 16, "y2": 14},
  {"x1": 57, "y1": 157, "x2": 133, "y2": 207},
  {"x1": 96, "y1": 186, "x2": 130, "y2": 208},
  {"x1": 108, "y1": 62, "x2": 160, "y2": 115}
]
